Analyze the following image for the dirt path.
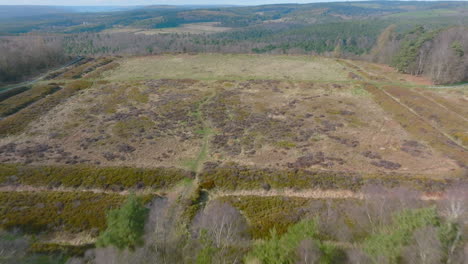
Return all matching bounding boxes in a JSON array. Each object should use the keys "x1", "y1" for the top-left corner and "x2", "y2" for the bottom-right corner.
[
  {"x1": 0, "y1": 185, "x2": 161, "y2": 196},
  {"x1": 209, "y1": 188, "x2": 442, "y2": 201},
  {"x1": 1, "y1": 184, "x2": 443, "y2": 201},
  {"x1": 189, "y1": 93, "x2": 216, "y2": 174}
]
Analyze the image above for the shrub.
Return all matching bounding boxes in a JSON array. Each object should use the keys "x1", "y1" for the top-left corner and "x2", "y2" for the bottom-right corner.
[
  {"x1": 29, "y1": 242, "x2": 94, "y2": 257},
  {"x1": 0, "y1": 83, "x2": 61, "y2": 117},
  {"x1": 199, "y1": 164, "x2": 450, "y2": 192},
  {"x1": 0, "y1": 191, "x2": 154, "y2": 234},
  {"x1": 0, "y1": 164, "x2": 192, "y2": 191},
  {"x1": 96, "y1": 194, "x2": 150, "y2": 250},
  {"x1": 0, "y1": 80, "x2": 92, "y2": 136},
  {"x1": 219, "y1": 196, "x2": 316, "y2": 239},
  {"x1": 363, "y1": 207, "x2": 439, "y2": 263},
  {"x1": 246, "y1": 219, "x2": 341, "y2": 264}
]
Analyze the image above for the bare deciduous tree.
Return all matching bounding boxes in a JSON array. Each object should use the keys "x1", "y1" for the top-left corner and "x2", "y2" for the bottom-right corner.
[
  {"x1": 402, "y1": 227, "x2": 443, "y2": 264},
  {"x1": 192, "y1": 200, "x2": 249, "y2": 249},
  {"x1": 296, "y1": 239, "x2": 321, "y2": 264}
]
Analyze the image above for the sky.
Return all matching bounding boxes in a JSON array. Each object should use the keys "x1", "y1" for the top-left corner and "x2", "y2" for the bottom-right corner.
[
  {"x1": 0, "y1": 0, "x2": 457, "y2": 5},
  {"x1": 0, "y1": 0, "x2": 386, "y2": 6}
]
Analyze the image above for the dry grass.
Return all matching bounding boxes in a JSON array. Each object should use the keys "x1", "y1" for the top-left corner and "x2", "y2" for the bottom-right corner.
[
  {"x1": 105, "y1": 54, "x2": 350, "y2": 82},
  {"x1": 137, "y1": 22, "x2": 232, "y2": 35},
  {"x1": 364, "y1": 84, "x2": 467, "y2": 167},
  {"x1": 0, "y1": 55, "x2": 463, "y2": 178}
]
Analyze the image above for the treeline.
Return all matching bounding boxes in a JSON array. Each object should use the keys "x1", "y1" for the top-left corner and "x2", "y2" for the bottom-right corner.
[
  {"x1": 0, "y1": 36, "x2": 69, "y2": 83},
  {"x1": 371, "y1": 25, "x2": 468, "y2": 84},
  {"x1": 19, "y1": 184, "x2": 462, "y2": 264},
  {"x1": 1, "y1": 24, "x2": 466, "y2": 85},
  {"x1": 61, "y1": 20, "x2": 386, "y2": 57}
]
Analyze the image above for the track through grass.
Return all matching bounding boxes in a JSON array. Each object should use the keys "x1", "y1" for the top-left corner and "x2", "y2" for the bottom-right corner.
[{"x1": 183, "y1": 94, "x2": 216, "y2": 174}]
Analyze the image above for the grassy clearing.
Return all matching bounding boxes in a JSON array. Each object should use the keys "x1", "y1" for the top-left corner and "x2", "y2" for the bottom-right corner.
[
  {"x1": 0, "y1": 191, "x2": 154, "y2": 234},
  {"x1": 133, "y1": 22, "x2": 232, "y2": 35},
  {"x1": 105, "y1": 54, "x2": 350, "y2": 82},
  {"x1": 0, "y1": 164, "x2": 193, "y2": 190},
  {"x1": 0, "y1": 83, "x2": 61, "y2": 118},
  {"x1": 217, "y1": 196, "x2": 369, "y2": 240},
  {"x1": 219, "y1": 196, "x2": 313, "y2": 238},
  {"x1": 0, "y1": 80, "x2": 92, "y2": 136}
]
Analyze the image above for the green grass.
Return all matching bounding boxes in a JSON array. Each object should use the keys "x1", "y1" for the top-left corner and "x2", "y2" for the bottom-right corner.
[
  {"x1": 219, "y1": 196, "x2": 312, "y2": 238},
  {"x1": 183, "y1": 95, "x2": 215, "y2": 173},
  {"x1": 351, "y1": 86, "x2": 370, "y2": 96},
  {"x1": 274, "y1": 141, "x2": 297, "y2": 149}
]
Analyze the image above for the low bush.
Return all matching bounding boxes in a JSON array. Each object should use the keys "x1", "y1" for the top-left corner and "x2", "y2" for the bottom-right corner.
[
  {"x1": 0, "y1": 83, "x2": 61, "y2": 117},
  {"x1": 29, "y1": 242, "x2": 94, "y2": 257},
  {"x1": 0, "y1": 80, "x2": 92, "y2": 136},
  {"x1": 0, "y1": 191, "x2": 154, "y2": 234},
  {"x1": 363, "y1": 207, "x2": 440, "y2": 263},
  {"x1": 246, "y1": 219, "x2": 344, "y2": 264},
  {"x1": 0, "y1": 164, "x2": 193, "y2": 191},
  {"x1": 200, "y1": 164, "x2": 450, "y2": 192},
  {"x1": 219, "y1": 196, "x2": 314, "y2": 238},
  {"x1": 0, "y1": 86, "x2": 29, "y2": 102}
]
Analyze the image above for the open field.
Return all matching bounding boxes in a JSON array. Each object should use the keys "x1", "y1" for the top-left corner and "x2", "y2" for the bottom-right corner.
[
  {"x1": 0, "y1": 54, "x2": 466, "y2": 255},
  {"x1": 0, "y1": 54, "x2": 465, "y2": 175},
  {"x1": 103, "y1": 22, "x2": 232, "y2": 35},
  {"x1": 105, "y1": 54, "x2": 351, "y2": 82}
]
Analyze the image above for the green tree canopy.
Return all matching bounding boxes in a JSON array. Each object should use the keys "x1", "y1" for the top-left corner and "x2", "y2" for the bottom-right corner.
[{"x1": 96, "y1": 194, "x2": 149, "y2": 250}]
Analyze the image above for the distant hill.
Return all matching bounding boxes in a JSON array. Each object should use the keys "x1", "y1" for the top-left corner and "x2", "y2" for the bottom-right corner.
[{"x1": 0, "y1": 5, "x2": 140, "y2": 19}]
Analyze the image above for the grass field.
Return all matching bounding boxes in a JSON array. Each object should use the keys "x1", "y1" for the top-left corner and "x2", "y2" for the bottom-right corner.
[{"x1": 105, "y1": 54, "x2": 350, "y2": 82}]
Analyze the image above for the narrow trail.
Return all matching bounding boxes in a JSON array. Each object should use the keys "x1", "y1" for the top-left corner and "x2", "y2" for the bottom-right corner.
[
  {"x1": 0, "y1": 185, "x2": 162, "y2": 196},
  {"x1": 0, "y1": 185, "x2": 443, "y2": 201},
  {"x1": 190, "y1": 93, "x2": 216, "y2": 175},
  {"x1": 209, "y1": 188, "x2": 443, "y2": 201}
]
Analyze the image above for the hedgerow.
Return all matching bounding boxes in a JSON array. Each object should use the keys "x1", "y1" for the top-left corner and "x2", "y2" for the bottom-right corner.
[
  {"x1": 0, "y1": 191, "x2": 154, "y2": 234},
  {"x1": 0, "y1": 164, "x2": 193, "y2": 190},
  {"x1": 0, "y1": 80, "x2": 92, "y2": 136},
  {"x1": 0, "y1": 83, "x2": 61, "y2": 117},
  {"x1": 29, "y1": 242, "x2": 94, "y2": 257},
  {"x1": 200, "y1": 164, "x2": 450, "y2": 192}
]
